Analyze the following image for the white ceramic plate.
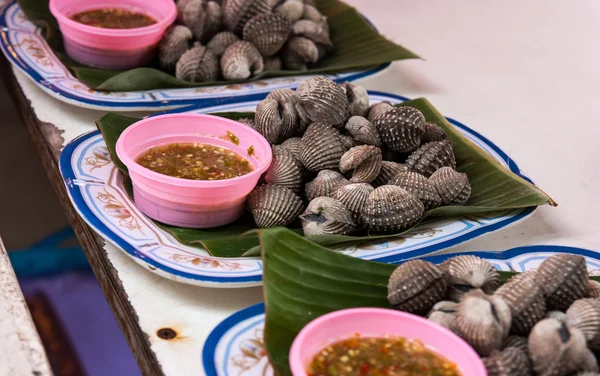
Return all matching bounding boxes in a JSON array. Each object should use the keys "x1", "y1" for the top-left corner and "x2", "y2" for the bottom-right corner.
[
  {"x1": 0, "y1": 1, "x2": 388, "y2": 111},
  {"x1": 202, "y1": 245, "x2": 600, "y2": 376},
  {"x1": 59, "y1": 91, "x2": 536, "y2": 288}
]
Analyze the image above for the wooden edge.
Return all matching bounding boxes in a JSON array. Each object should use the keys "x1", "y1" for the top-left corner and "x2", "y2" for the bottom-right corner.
[
  {"x1": 0, "y1": 237, "x2": 54, "y2": 376},
  {"x1": 1, "y1": 59, "x2": 163, "y2": 376}
]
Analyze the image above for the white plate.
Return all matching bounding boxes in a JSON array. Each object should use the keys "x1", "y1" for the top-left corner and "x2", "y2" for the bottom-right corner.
[
  {"x1": 59, "y1": 91, "x2": 536, "y2": 288},
  {"x1": 202, "y1": 245, "x2": 600, "y2": 376},
  {"x1": 0, "y1": 1, "x2": 388, "y2": 111}
]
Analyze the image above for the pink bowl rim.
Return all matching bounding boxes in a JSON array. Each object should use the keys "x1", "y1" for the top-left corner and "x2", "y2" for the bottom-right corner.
[
  {"x1": 115, "y1": 113, "x2": 273, "y2": 188},
  {"x1": 49, "y1": 0, "x2": 177, "y2": 37},
  {"x1": 289, "y1": 307, "x2": 486, "y2": 376}
]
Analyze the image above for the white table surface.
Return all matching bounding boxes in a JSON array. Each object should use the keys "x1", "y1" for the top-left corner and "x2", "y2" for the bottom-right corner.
[{"x1": 9, "y1": 0, "x2": 600, "y2": 374}]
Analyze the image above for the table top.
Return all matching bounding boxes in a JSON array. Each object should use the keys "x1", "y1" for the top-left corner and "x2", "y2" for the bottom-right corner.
[{"x1": 4, "y1": 0, "x2": 600, "y2": 375}]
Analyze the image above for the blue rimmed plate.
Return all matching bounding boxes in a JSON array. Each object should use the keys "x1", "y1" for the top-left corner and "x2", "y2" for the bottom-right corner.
[
  {"x1": 59, "y1": 91, "x2": 536, "y2": 288},
  {"x1": 0, "y1": 1, "x2": 388, "y2": 111},
  {"x1": 202, "y1": 245, "x2": 600, "y2": 376}
]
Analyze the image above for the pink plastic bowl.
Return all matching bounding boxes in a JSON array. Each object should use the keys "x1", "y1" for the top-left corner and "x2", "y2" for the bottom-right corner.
[
  {"x1": 289, "y1": 308, "x2": 487, "y2": 376},
  {"x1": 115, "y1": 114, "x2": 272, "y2": 228},
  {"x1": 49, "y1": 0, "x2": 176, "y2": 70}
]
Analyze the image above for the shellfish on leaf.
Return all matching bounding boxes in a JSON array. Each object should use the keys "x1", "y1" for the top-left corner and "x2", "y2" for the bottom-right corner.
[
  {"x1": 495, "y1": 271, "x2": 546, "y2": 336},
  {"x1": 439, "y1": 255, "x2": 501, "y2": 302},
  {"x1": 405, "y1": 140, "x2": 457, "y2": 178},
  {"x1": 429, "y1": 166, "x2": 471, "y2": 205},
  {"x1": 339, "y1": 145, "x2": 382, "y2": 184},
  {"x1": 206, "y1": 31, "x2": 240, "y2": 56},
  {"x1": 372, "y1": 161, "x2": 406, "y2": 187},
  {"x1": 181, "y1": 0, "x2": 222, "y2": 43},
  {"x1": 264, "y1": 146, "x2": 303, "y2": 193},
  {"x1": 158, "y1": 25, "x2": 193, "y2": 72},
  {"x1": 339, "y1": 82, "x2": 370, "y2": 118},
  {"x1": 299, "y1": 123, "x2": 347, "y2": 172},
  {"x1": 373, "y1": 106, "x2": 426, "y2": 153},
  {"x1": 361, "y1": 185, "x2": 424, "y2": 234},
  {"x1": 535, "y1": 253, "x2": 588, "y2": 311},
  {"x1": 280, "y1": 36, "x2": 319, "y2": 70},
  {"x1": 333, "y1": 182, "x2": 374, "y2": 225},
  {"x1": 247, "y1": 184, "x2": 304, "y2": 227},
  {"x1": 223, "y1": 0, "x2": 271, "y2": 34},
  {"x1": 300, "y1": 197, "x2": 355, "y2": 235},
  {"x1": 254, "y1": 98, "x2": 298, "y2": 144},
  {"x1": 388, "y1": 171, "x2": 442, "y2": 210},
  {"x1": 295, "y1": 75, "x2": 351, "y2": 126},
  {"x1": 243, "y1": 14, "x2": 291, "y2": 56},
  {"x1": 344, "y1": 116, "x2": 381, "y2": 147},
  {"x1": 305, "y1": 170, "x2": 348, "y2": 201},
  {"x1": 221, "y1": 40, "x2": 264, "y2": 80},
  {"x1": 175, "y1": 45, "x2": 220, "y2": 82}
]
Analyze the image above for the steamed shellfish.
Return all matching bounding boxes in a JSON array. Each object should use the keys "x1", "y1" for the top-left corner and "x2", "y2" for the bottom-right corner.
[
  {"x1": 367, "y1": 101, "x2": 393, "y2": 122},
  {"x1": 373, "y1": 106, "x2": 425, "y2": 153},
  {"x1": 536, "y1": 253, "x2": 588, "y2": 311},
  {"x1": 483, "y1": 347, "x2": 532, "y2": 376},
  {"x1": 264, "y1": 147, "x2": 303, "y2": 193},
  {"x1": 299, "y1": 123, "x2": 347, "y2": 172},
  {"x1": 300, "y1": 197, "x2": 355, "y2": 235},
  {"x1": 181, "y1": 0, "x2": 222, "y2": 42},
  {"x1": 247, "y1": 184, "x2": 304, "y2": 227},
  {"x1": 158, "y1": 25, "x2": 193, "y2": 71},
  {"x1": 405, "y1": 140, "x2": 457, "y2": 178},
  {"x1": 280, "y1": 36, "x2": 319, "y2": 70},
  {"x1": 429, "y1": 166, "x2": 471, "y2": 205},
  {"x1": 372, "y1": 161, "x2": 406, "y2": 187},
  {"x1": 361, "y1": 185, "x2": 425, "y2": 233},
  {"x1": 495, "y1": 271, "x2": 546, "y2": 336},
  {"x1": 305, "y1": 170, "x2": 348, "y2": 201},
  {"x1": 339, "y1": 82, "x2": 370, "y2": 117},
  {"x1": 295, "y1": 75, "x2": 350, "y2": 126},
  {"x1": 221, "y1": 41, "x2": 264, "y2": 80},
  {"x1": 566, "y1": 298, "x2": 600, "y2": 350},
  {"x1": 343, "y1": 116, "x2": 381, "y2": 147},
  {"x1": 388, "y1": 171, "x2": 442, "y2": 210},
  {"x1": 243, "y1": 14, "x2": 290, "y2": 56},
  {"x1": 206, "y1": 31, "x2": 240, "y2": 56},
  {"x1": 222, "y1": 0, "x2": 271, "y2": 34},
  {"x1": 333, "y1": 183, "x2": 374, "y2": 224},
  {"x1": 439, "y1": 255, "x2": 501, "y2": 301},
  {"x1": 339, "y1": 145, "x2": 382, "y2": 183},
  {"x1": 254, "y1": 98, "x2": 298, "y2": 144},
  {"x1": 175, "y1": 45, "x2": 220, "y2": 82}
]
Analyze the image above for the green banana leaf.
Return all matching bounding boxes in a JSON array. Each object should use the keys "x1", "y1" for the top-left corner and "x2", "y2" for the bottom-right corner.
[
  {"x1": 18, "y1": 0, "x2": 419, "y2": 91},
  {"x1": 96, "y1": 98, "x2": 556, "y2": 258}
]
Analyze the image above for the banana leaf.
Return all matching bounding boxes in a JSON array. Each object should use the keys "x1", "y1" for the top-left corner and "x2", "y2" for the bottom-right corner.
[
  {"x1": 17, "y1": 0, "x2": 419, "y2": 91},
  {"x1": 96, "y1": 98, "x2": 556, "y2": 258}
]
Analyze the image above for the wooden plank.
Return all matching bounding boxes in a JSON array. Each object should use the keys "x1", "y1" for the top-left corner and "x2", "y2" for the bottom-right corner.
[{"x1": 0, "y1": 236, "x2": 53, "y2": 376}]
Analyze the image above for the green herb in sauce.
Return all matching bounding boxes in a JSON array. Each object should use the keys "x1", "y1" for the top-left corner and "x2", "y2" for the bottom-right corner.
[
  {"x1": 136, "y1": 143, "x2": 253, "y2": 180},
  {"x1": 247, "y1": 145, "x2": 255, "y2": 157},
  {"x1": 308, "y1": 335, "x2": 461, "y2": 376},
  {"x1": 226, "y1": 131, "x2": 240, "y2": 145},
  {"x1": 70, "y1": 8, "x2": 157, "y2": 29}
]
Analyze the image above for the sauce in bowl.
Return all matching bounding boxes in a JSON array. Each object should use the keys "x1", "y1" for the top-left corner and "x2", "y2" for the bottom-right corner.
[
  {"x1": 307, "y1": 335, "x2": 460, "y2": 376},
  {"x1": 136, "y1": 143, "x2": 253, "y2": 181},
  {"x1": 70, "y1": 8, "x2": 157, "y2": 29}
]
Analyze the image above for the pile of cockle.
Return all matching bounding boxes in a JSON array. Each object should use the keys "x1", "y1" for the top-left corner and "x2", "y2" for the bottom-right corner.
[
  {"x1": 387, "y1": 253, "x2": 600, "y2": 376},
  {"x1": 159, "y1": 0, "x2": 332, "y2": 82},
  {"x1": 243, "y1": 75, "x2": 471, "y2": 236}
]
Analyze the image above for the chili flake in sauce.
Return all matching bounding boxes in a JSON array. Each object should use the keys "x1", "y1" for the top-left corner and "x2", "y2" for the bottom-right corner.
[
  {"x1": 307, "y1": 336, "x2": 461, "y2": 376},
  {"x1": 70, "y1": 8, "x2": 157, "y2": 29},
  {"x1": 136, "y1": 143, "x2": 253, "y2": 181}
]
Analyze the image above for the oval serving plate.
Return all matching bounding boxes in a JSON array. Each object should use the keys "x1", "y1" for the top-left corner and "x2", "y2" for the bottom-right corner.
[
  {"x1": 0, "y1": 0, "x2": 388, "y2": 112},
  {"x1": 59, "y1": 92, "x2": 536, "y2": 288},
  {"x1": 201, "y1": 245, "x2": 600, "y2": 376}
]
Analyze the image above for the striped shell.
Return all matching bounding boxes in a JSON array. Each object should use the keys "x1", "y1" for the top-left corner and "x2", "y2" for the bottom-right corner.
[
  {"x1": 372, "y1": 161, "x2": 406, "y2": 187},
  {"x1": 266, "y1": 88, "x2": 297, "y2": 104},
  {"x1": 158, "y1": 25, "x2": 193, "y2": 71},
  {"x1": 181, "y1": 0, "x2": 222, "y2": 42},
  {"x1": 223, "y1": 0, "x2": 271, "y2": 34},
  {"x1": 483, "y1": 347, "x2": 532, "y2": 376},
  {"x1": 206, "y1": 31, "x2": 240, "y2": 56},
  {"x1": 344, "y1": 116, "x2": 381, "y2": 147},
  {"x1": 177, "y1": 0, "x2": 193, "y2": 22},
  {"x1": 361, "y1": 185, "x2": 425, "y2": 234},
  {"x1": 367, "y1": 101, "x2": 393, "y2": 122},
  {"x1": 295, "y1": 75, "x2": 350, "y2": 126},
  {"x1": 278, "y1": 137, "x2": 302, "y2": 160},
  {"x1": 175, "y1": 45, "x2": 220, "y2": 82},
  {"x1": 305, "y1": 170, "x2": 348, "y2": 201},
  {"x1": 339, "y1": 145, "x2": 382, "y2": 183},
  {"x1": 535, "y1": 253, "x2": 588, "y2": 311},
  {"x1": 421, "y1": 122, "x2": 447, "y2": 143},
  {"x1": 333, "y1": 183, "x2": 374, "y2": 224},
  {"x1": 264, "y1": 147, "x2": 303, "y2": 193},
  {"x1": 405, "y1": 140, "x2": 457, "y2": 177},
  {"x1": 588, "y1": 280, "x2": 600, "y2": 298},
  {"x1": 292, "y1": 19, "x2": 331, "y2": 46},
  {"x1": 439, "y1": 255, "x2": 501, "y2": 301},
  {"x1": 247, "y1": 184, "x2": 304, "y2": 227},
  {"x1": 299, "y1": 123, "x2": 347, "y2": 172},
  {"x1": 388, "y1": 171, "x2": 442, "y2": 210},
  {"x1": 280, "y1": 36, "x2": 319, "y2": 70},
  {"x1": 495, "y1": 271, "x2": 546, "y2": 336},
  {"x1": 502, "y1": 335, "x2": 529, "y2": 354},
  {"x1": 243, "y1": 14, "x2": 291, "y2": 56},
  {"x1": 221, "y1": 41, "x2": 264, "y2": 80},
  {"x1": 546, "y1": 311, "x2": 567, "y2": 322},
  {"x1": 373, "y1": 106, "x2": 425, "y2": 153},
  {"x1": 429, "y1": 166, "x2": 471, "y2": 205},
  {"x1": 300, "y1": 197, "x2": 355, "y2": 235},
  {"x1": 254, "y1": 98, "x2": 298, "y2": 144},
  {"x1": 454, "y1": 289, "x2": 512, "y2": 356},
  {"x1": 340, "y1": 82, "x2": 370, "y2": 117},
  {"x1": 427, "y1": 301, "x2": 458, "y2": 332},
  {"x1": 567, "y1": 298, "x2": 600, "y2": 350},
  {"x1": 387, "y1": 260, "x2": 447, "y2": 315},
  {"x1": 263, "y1": 56, "x2": 282, "y2": 70},
  {"x1": 302, "y1": 4, "x2": 325, "y2": 23},
  {"x1": 238, "y1": 117, "x2": 256, "y2": 129},
  {"x1": 275, "y1": 0, "x2": 304, "y2": 22}
]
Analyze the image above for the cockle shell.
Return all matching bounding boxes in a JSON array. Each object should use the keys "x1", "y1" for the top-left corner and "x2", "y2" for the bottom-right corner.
[
  {"x1": 264, "y1": 147, "x2": 303, "y2": 193},
  {"x1": 275, "y1": 0, "x2": 304, "y2": 22},
  {"x1": 567, "y1": 298, "x2": 600, "y2": 350},
  {"x1": 536, "y1": 254, "x2": 588, "y2": 311},
  {"x1": 333, "y1": 183, "x2": 374, "y2": 224},
  {"x1": 177, "y1": 0, "x2": 193, "y2": 22},
  {"x1": 388, "y1": 171, "x2": 442, "y2": 210},
  {"x1": 344, "y1": 116, "x2": 381, "y2": 147},
  {"x1": 302, "y1": 4, "x2": 325, "y2": 23},
  {"x1": 546, "y1": 311, "x2": 567, "y2": 322},
  {"x1": 280, "y1": 36, "x2": 319, "y2": 70},
  {"x1": 427, "y1": 301, "x2": 458, "y2": 332},
  {"x1": 158, "y1": 25, "x2": 193, "y2": 71},
  {"x1": 295, "y1": 76, "x2": 351, "y2": 126},
  {"x1": 429, "y1": 166, "x2": 471, "y2": 205},
  {"x1": 586, "y1": 280, "x2": 600, "y2": 298},
  {"x1": 439, "y1": 255, "x2": 501, "y2": 302},
  {"x1": 361, "y1": 185, "x2": 425, "y2": 233},
  {"x1": 182, "y1": 0, "x2": 222, "y2": 43},
  {"x1": 300, "y1": 197, "x2": 355, "y2": 235},
  {"x1": 175, "y1": 45, "x2": 220, "y2": 82},
  {"x1": 421, "y1": 122, "x2": 447, "y2": 143},
  {"x1": 338, "y1": 134, "x2": 359, "y2": 150},
  {"x1": 502, "y1": 335, "x2": 529, "y2": 354},
  {"x1": 238, "y1": 117, "x2": 256, "y2": 129},
  {"x1": 206, "y1": 31, "x2": 240, "y2": 56},
  {"x1": 405, "y1": 140, "x2": 457, "y2": 178},
  {"x1": 339, "y1": 82, "x2": 370, "y2": 117},
  {"x1": 223, "y1": 0, "x2": 271, "y2": 34},
  {"x1": 266, "y1": 88, "x2": 297, "y2": 104},
  {"x1": 221, "y1": 41, "x2": 264, "y2": 80},
  {"x1": 367, "y1": 101, "x2": 393, "y2": 122},
  {"x1": 339, "y1": 145, "x2": 382, "y2": 183},
  {"x1": 372, "y1": 161, "x2": 406, "y2": 187},
  {"x1": 373, "y1": 106, "x2": 425, "y2": 153},
  {"x1": 387, "y1": 260, "x2": 447, "y2": 315},
  {"x1": 454, "y1": 289, "x2": 512, "y2": 356},
  {"x1": 483, "y1": 347, "x2": 532, "y2": 376},
  {"x1": 254, "y1": 98, "x2": 298, "y2": 144},
  {"x1": 278, "y1": 137, "x2": 302, "y2": 160},
  {"x1": 495, "y1": 271, "x2": 546, "y2": 335},
  {"x1": 243, "y1": 14, "x2": 290, "y2": 56},
  {"x1": 299, "y1": 123, "x2": 347, "y2": 172},
  {"x1": 302, "y1": 0, "x2": 316, "y2": 6},
  {"x1": 263, "y1": 56, "x2": 282, "y2": 70},
  {"x1": 305, "y1": 170, "x2": 348, "y2": 201},
  {"x1": 247, "y1": 184, "x2": 304, "y2": 227},
  {"x1": 529, "y1": 318, "x2": 599, "y2": 376},
  {"x1": 292, "y1": 19, "x2": 331, "y2": 46}
]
